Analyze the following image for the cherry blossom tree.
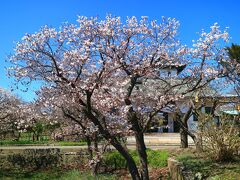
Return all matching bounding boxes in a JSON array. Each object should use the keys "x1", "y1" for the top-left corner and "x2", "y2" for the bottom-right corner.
[
  {"x1": 8, "y1": 15, "x2": 229, "y2": 179},
  {"x1": 0, "y1": 88, "x2": 24, "y2": 139},
  {"x1": 0, "y1": 88, "x2": 40, "y2": 141}
]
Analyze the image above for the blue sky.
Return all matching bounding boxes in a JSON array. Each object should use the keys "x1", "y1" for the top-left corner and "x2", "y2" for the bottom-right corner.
[{"x1": 0, "y1": 0, "x2": 240, "y2": 101}]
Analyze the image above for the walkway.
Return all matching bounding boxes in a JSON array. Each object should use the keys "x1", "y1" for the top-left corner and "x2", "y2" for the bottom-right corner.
[{"x1": 0, "y1": 133, "x2": 195, "y2": 150}]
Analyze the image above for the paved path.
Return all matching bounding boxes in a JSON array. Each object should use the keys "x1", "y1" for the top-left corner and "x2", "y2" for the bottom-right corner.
[
  {"x1": 0, "y1": 133, "x2": 195, "y2": 150},
  {"x1": 128, "y1": 133, "x2": 194, "y2": 144}
]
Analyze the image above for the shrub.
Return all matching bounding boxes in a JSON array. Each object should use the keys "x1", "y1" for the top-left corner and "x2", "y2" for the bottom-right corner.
[
  {"x1": 103, "y1": 150, "x2": 127, "y2": 169},
  {"x1": 7, "y1": 148, "x2": 62, "y2": 171},
  {"x1": 147, "y1": 149, "x2": 169, "y2": 167},
  {"x1": 198, "y1": 114, "x2": 240, "y2": 161},
  {"x1": 102, "y1": 149, "x2": 169, "y2": 170}
]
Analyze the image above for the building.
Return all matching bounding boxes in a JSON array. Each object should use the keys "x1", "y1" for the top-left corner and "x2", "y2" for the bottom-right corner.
[{"x1": 139, "y1": 65, "x2": 239, "y2": 133}]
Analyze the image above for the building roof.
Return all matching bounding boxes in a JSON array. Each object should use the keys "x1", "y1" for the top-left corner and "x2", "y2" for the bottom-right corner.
[
  {"x1": 222, "y1": 110, "x2": 239, "y2": 115},
  {"x1": 134, "y1": 77, "x2": 219, "y2": 99},
  {"x1": 161, "y1": 64, "x2": 187, "y2": 74}
]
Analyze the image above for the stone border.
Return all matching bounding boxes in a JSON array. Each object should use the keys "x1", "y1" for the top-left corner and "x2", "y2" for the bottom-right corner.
[
  {"x1": 168, "y1": 158, "x2": 185, "y2": 180},
  {"x1": 168, "y1": 157, "x2": 200, "y2": 180}
]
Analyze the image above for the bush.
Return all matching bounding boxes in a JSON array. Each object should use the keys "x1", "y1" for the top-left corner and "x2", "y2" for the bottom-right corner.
[
  {"x1": 7, "y1": 148, "x2": 62, "y2": 171},
  {"x1": 103, "y1": 150, "x2": 127, "y2": 169},
  {"x1": 102, "y1": 149, "x2": 169, "y2": 170},
  {"x1": 147, "y1": 149, "x2": 169, "y2": 167},
  {"x1": 198, "y1": 114, "x2": 240, "y2": 161}
]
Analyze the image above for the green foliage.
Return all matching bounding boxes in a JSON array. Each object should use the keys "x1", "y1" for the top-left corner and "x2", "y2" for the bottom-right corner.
[
  {"x1": 103, "y1": 150, "x2": 127, "y2": 169},
  {"x1": 102, "y1": 149, "x2": 169, "y2": 170},
  {"x1": 33, "y1": 122, "x2": 44, "y2": 134},
  {"x1": 226, "y1": 43, "x2": 240, "y2": 63},
  {"x1": 147, "y1": 149, "x2": 169, "y2": 167},
  {"x1": 45, "y1": 122, "x2": 60, "y2": 131}
]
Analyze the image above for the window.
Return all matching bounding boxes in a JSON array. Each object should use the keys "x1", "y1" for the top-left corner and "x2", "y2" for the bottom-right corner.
[
  {"x1": 193, "y1": 112, "x2": 198, "y2": 121},
  {"x1": 205, "y1": 107, "x2": 212, "y2": 114},
  {"x1": 215, "y1": 116, "x2": 220, "y2": 126},
  {"x1": 160, "y1": 112, "x2": 168, "y2": 125},
  {"x1": 168, "y1": 71, "x2": 171, "y2": 77}
]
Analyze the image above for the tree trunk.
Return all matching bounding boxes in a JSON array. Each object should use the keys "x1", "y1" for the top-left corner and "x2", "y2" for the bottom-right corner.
[
  {"x1": 177, "y1": 105, "x2": 192, "y2": 149},
  {"x1": 32, "y1": 133, "x2": 35, "y2": 142},
  {"x1": 135, "y1": 132, "x2": 149, "y2": 180},
  {"x1": 192, "y1": 136, "x2": 203, "y2": 152},
  {"x1": 180, "y1": 128, "x2": 188, "y2": 148},
  {"x1": 94, "y1": 138, "x2": 98, "y2": 152},
  {"x1": 36, "y1": 134, "x2": 39, "y2": 141},
  {"x1": 86, "y1": 137, "x2": 93, "y2": 159},
  {"x1": 111, "y1": 139, "x2": 141, "y2": 180},
  {"x1": 84, "y1": 105, "x2": 141, "y2": 180},
  {"x1": 16, "y1": 132, "x2": 21, "y2": 141},
  {"x1": 92, "y1": 162, "x2": 100, "y2": 177}
]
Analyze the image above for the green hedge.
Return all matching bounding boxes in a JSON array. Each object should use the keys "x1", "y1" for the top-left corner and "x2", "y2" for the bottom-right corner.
[{"x1": 102, "y1": 149, "x2": 169, "y2": 169}]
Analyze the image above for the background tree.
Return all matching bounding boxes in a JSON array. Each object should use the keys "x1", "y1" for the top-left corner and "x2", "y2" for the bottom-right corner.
[
  {"x1": 0, "y1": 88, "x2": 25, "y2": 140},
  {"x1": 224, "y1": 43, "x2": 240, "y2": 97},
  {"x1": 226, "y1": 43, "x2": 240, "y2": 63}
]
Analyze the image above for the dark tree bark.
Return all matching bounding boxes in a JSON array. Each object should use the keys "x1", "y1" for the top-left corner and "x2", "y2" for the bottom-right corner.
[
  {"x1": 177, "y1": 106, "x2": 193, "y2": 148},
  {"x1": 86, "y1": 137, "x2": 93, "y2": 159},
  {"x1": 180, "y1": 129, "x2": 188, "y2": 148},
  {"x1": 110, "y1": 138, "x2": 141, "y2": 180},
  {"x1": 135, "y1": 132, "x2": 149, "y2": 180}
]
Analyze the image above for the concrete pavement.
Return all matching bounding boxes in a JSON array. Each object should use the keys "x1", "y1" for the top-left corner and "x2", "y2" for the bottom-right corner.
[{"x1": 127, "y1": 133, "x2": 194, "y2": 145}]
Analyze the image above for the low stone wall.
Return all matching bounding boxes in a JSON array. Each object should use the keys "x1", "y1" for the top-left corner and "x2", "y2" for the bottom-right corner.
[{"x1": 0, "y1": 148, "x2": 88, "y2": 171}]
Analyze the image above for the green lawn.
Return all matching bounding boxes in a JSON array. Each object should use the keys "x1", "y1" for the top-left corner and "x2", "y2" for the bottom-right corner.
[
  {"x1": 0, "y1": 140, "x2": 87, "y2": 146},
  {"x1": 54, "y1": 141, "x2": 87, "y2": 146},
  {"x1": 0, "y1": 140, "x2": 48, "y2": 145}
]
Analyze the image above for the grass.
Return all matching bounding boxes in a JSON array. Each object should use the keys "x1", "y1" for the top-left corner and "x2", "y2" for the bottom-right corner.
[
  {"x1": 176, "y1": 152, "x2": 240, "y2": 179},
  {"x1": 0, "y1": 149, "x2": 168, "y2": 179},
  {"x1": 0, "y1": 140, "x2": 48, "y2": 145},
  {"x1": 54, "y1": 141, "x2": 87, "y2": 146},
  {"x1": 0, "y1": 132, "x2": 87, "y2": 146},
  {"x1": 0, "y1": 169, "x2": 117, "y2": 180},
  {"x1": 0, "y1": 140, "x2": 87, "y2": 146}
]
